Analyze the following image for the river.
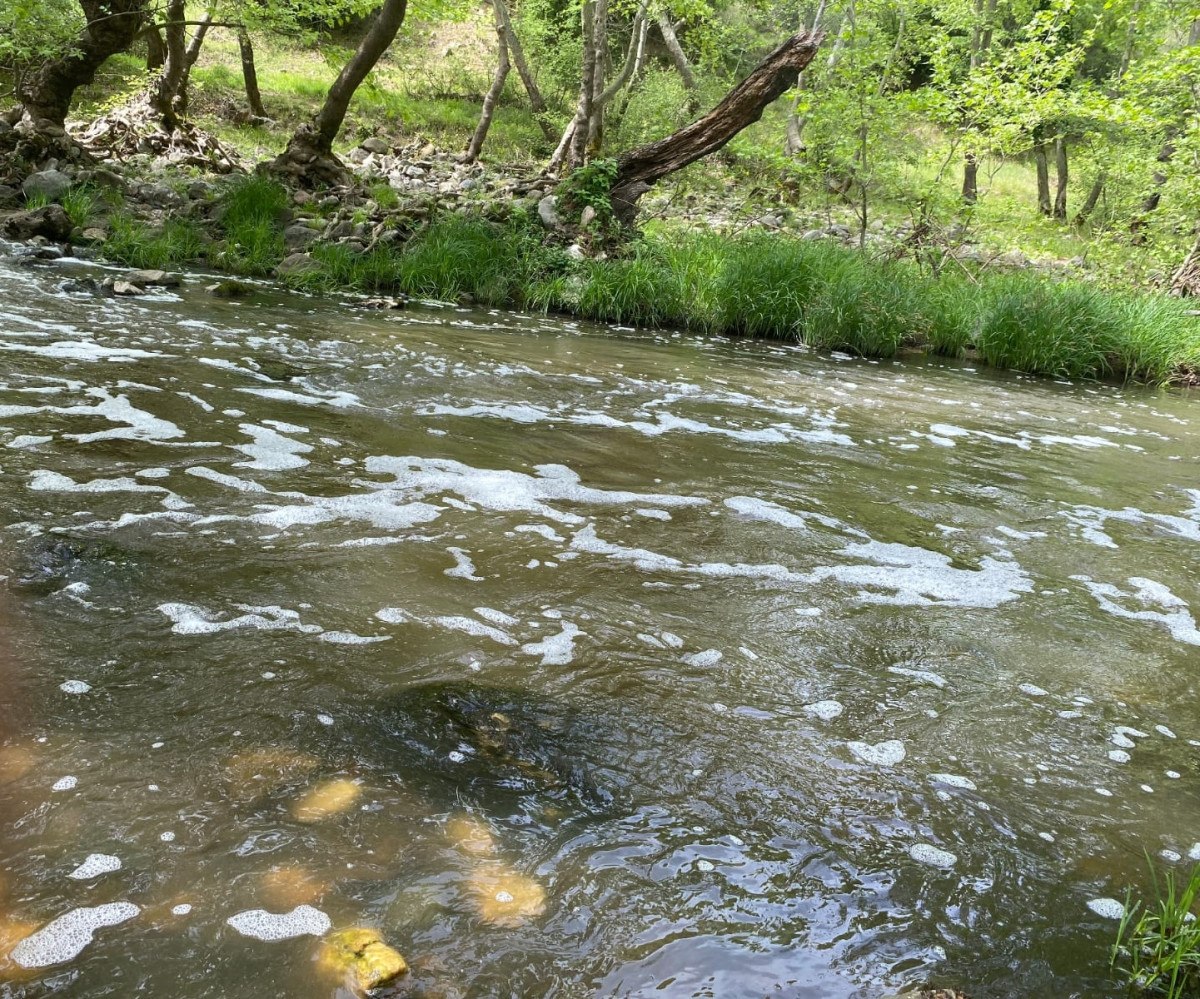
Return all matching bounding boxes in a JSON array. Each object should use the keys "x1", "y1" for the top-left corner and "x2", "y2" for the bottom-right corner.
[{"x1": 1, "y1": 245, "x2": 1198, "y2": 998}]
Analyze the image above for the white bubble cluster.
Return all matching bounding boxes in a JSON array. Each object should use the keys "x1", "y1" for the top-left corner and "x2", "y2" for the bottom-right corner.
[
  {"x1": 11, "y1": 903, "x2": 139, "y2": 968},
  {"x1": 59, "y1": 680, "x2": 91, "y2": 694},
  {"x1": 226, "y1": 905, "x2": 330, "y2": 941},
  {"x1": 909, "y1": 843, "x2": 958, "y2": 868},
  {"x1": 848, "y1": 739, "x2": 906, "y2": 766},
  {"x1": 67, "y1": 854, "x2": 121, "y2": 879}
]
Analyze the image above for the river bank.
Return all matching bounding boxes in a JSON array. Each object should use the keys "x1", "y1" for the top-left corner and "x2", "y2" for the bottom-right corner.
[{"x1": 3, "y1": 150, "x2": 1199, "y2": 386}]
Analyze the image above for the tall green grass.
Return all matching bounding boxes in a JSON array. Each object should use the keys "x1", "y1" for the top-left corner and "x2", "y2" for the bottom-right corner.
[
  {"x1": 212, "y1": 175, "x2": 289, "y2": 276},
  {"x1": 272, "y1": 216, "x2": 1200, "y2": 385},
  {"x1": 103, "y1": 213, "x2": 205, "y2": 269},
  {"x1": 1113, "y1": 862, "x2": 1200, "y2": 999}
]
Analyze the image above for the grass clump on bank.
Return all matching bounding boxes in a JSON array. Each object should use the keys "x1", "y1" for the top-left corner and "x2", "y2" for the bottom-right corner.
[{"x1": 1113, "y1": 863, "x2": 1200, "y2": 999}]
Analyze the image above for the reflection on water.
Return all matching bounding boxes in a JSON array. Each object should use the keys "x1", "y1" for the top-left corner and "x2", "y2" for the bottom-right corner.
[{"x1": 0, "y1": 244, "x2": 1198, "y2": 997}]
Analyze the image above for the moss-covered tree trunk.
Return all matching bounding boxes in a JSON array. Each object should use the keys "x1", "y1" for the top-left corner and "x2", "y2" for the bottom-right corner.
[
  {"x1": 17, "y1": 0, "x2": 147, "y2": 131},
  {"x1": 609, "y1": 28, "x2": 823, "y2": 223},
  {"x1": 268, "y1": 0, "x2": 409, "y2": 186}
]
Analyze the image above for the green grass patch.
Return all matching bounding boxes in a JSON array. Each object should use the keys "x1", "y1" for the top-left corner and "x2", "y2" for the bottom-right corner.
[
  {"x1": 211, "y1": 174, "x2": 290, "y2": 276},
  {"x1": 103, "y1": 213, "x2": 205, "y2": 269},
  {"x1": 1113, "y1": 862, "x2": 1200, "y2": 999}
]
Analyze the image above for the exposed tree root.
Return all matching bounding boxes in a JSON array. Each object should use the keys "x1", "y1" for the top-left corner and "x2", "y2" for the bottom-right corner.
[
  {"x1": 263, "y1": 126, "x2": 350, "y2": 188},
  {"x1": 72, "y1": 99, "x2": 240, "y2": 174}
]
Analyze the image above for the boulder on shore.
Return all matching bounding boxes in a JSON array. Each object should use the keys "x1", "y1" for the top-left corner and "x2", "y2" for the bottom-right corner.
[
  {"x1": 21, "y1": 169, "x2": 72, "y2": 201},
  {"x1": 2, "y1": 205, "x2": 72, "y2": 242}
]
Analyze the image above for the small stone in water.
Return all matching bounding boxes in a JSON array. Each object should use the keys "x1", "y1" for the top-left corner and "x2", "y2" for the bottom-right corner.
[
  {"x1": 291, "y1": 779, "x2": 362, "y2": 823},
  {"x1": 909, "y1": 843, "x2": 957, "y2": 868},
  {"x1": 59, "y1": 680, "x2": 91, "y2": 694},
  {"x1": 317, "y1": 927, "x2": 408, "y2": 992},
  {"x1": 467, "y1": 862, "x2": 546, "y2": 927}
]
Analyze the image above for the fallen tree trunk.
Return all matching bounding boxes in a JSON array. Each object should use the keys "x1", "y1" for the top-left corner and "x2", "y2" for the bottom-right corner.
[{"x1": 608, "y1": 28, "x2": 823, "y2": 223}]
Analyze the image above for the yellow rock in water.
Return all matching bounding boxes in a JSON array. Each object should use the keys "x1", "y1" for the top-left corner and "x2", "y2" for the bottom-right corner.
[
  {"x1": 0, "y1": 915, "x2": 38, "y2": 978},
  {"x1": 0, "y1": 745, "x2": 35, "y2": 783},
  {"x1": 291, "y1": 778, "x2": 362, "y2": 823},
  {"x1": 260, "y1": 865, "x2": 330, "y2": 908},
  {"x1": 445, "y1": 813, "x2": 497, "y2": 857},
  {"x1": 317, "y1": 927, "x2": 408, "y2": 993},
  {"x1": 467, "y1": 862, "x2": 546, "y2": 928},
  {"x1": 222, "y1": 747, "x2": 321, "y2": 801}
]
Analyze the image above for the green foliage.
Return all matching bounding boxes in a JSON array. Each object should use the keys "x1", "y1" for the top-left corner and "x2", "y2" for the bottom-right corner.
[
  {"x1": 803, "y1": 256, "x2": 926, "y2": 357},
  {"x1": 370, "y1": 183, "x2": 400, "y2": 210},
  {"x1": 22, "y1": 191, "x2": 51, "y2": 211},
  {"x1": 712, "y1": 233, "x2": 833, "y2": 338},
  {"x1": 1113, "y1": 863, "x2": 1200, "y2": 999},
  {"x1": 559, "y1": 159, "x2": 620, "y2": 227},
  {"x1": 0, "y1": 0, "x2": 79, "y2": 77}
]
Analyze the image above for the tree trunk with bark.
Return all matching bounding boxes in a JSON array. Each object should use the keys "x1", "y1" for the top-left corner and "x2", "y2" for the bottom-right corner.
[
  {"x1": 149, "y1": 0, "x2": 187, "y2": 129},
  {"x1": 788, "y1": 1, "x2": 849, "y2": 155},
  {"x1": 494, "y1": 0, "x2": 553, "y2": 139},
  {"x1": 1034, "y1": 141, "x2": 1051, "y2": 215},
  {"x1": 464, "y1": 0, "x2": 511, "y2": 163},
  {"x1": 1053, "y1": 136, "x2": 1068, "y2": 219},
  {"x1": 176, "y1": 9, "x2": 213, "y2": 114},
  {"x1": 1171, "y1": 233, "x2": 1200, "y2": 296},
  {"x1": 146, "y1": 26, "x2": 165, "y2": 70},
  {"x1": 17, "y1": 0, "x2": 148, "y2": 131},
  {"x1": 268, "y1": 0, "x2": 409, "y2": 186},
  {"x1": 1074, "y1": 170, "x2": 1104, "y2": 227},
  {"x1": 589, "y1": 0, "x2": 649, "y2": 154},
  {"x1": 962, "y1": 151, "x2": 978, "y2": 204},
  {"x1": 609, "y1": 28, "x2": 824, "y2": 223},
  {"x1": 657, "y1": 11, "x2": 699, "y2": 114},
  {"x1": 238, "y1": 28, "x2": 267, "y2": 118}
]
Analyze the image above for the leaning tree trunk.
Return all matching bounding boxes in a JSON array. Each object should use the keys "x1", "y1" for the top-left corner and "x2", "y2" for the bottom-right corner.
[
  {"x1": 1053, "y1": 136, "x2": 1068, "y2": 219},
  {"x1": 1074, "y1": 170, "x2": 1105, "y2": 227},
  {"x1": 238, "y1": 28, "x2": 267, "y2": 118},
  {"x1": 463, "y1": 0, "x2": 511, "y2": 163},
  {"x1": 962, "y1": 151, "x2": 979, "y2": 203},
  {"x1": 608, "y1": 28, "x2": 823, "y2": 223},
  {"x1": 268, "y1": 0, "x2": 409, "y2": 186},
  {"x1": 657, "y1": 11, "x2": 699, "y2": 115},
  {"x1": 494, "y1": 0, "x2": 553, "y2": 140},
  {"x1": 17, "y1": 0, "x2": 147, "y2": 132}
]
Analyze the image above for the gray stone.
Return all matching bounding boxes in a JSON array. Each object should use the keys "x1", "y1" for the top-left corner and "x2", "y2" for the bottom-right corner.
[
  {"x1": 136, "y1": 183, "x2": 184, "y2": 208},
  {"x1": 276, "y1": 253, "x2": 320, "y2": 277},
  {"x1": 537, "y1": 195, "x2": 560, "y2": 229},
  {"x1": 326, "y1": 220, "x2": 355, "y2": 240},
  {"x1": 3, "y1": 204, "x2": 72, "y2": 241},
  {"x1": 403, "y1": 164, "x2": 427, "y2": 178},
  {"x1": 112, "y1": 280, "x2": 145, "y2": 296},
  {"x1": 580, "y1": 205, "x2": 596, "y2": 227},
  {"x1": 566, "y1": 243, "x2": 586, "y2": 260},
  {"x1": 0, "y1": 185, "x2": 19, "y2": 207},
  {"x1": 125, "y1": 269, "x2": 182, "y2": 288},
  {"x1": 80, "y1": 227, "x2": 108, "y2": 244},
  {"x1": 459, "y1": 177, "x2": 481, "y2": 191},
  {"x1": 801, "y1": 229, "x2": 827, "y2": 241},
  {"x1": 284, "y1": 224, "x2": 320, "y2": 251},
  {"x1": 361, "y1": 137, "x2": 390, "y2": 154},
  {"x1": 21, "y1": 169, "x2": 72, "y2": 201}
]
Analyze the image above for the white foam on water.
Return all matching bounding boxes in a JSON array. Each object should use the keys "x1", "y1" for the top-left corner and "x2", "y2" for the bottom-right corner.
[
  {"x1": 848, "y1": 739, "x2": 906, "y2": 766},
  {"x1": 364, "y1": 455, "x2": 708, "y2": 525},
  {"x1": 1163, "y1": 850, "x2": 1182, "y2": 863},
  {"x1": 1189, "y1": 843, "x2": 1200, "y2": 861},
  {"x1": 158, "y1": 603, "x2": 322, "y2": 636},
  {"x1": 1110, "y1": 733, "x2": 1135, "y2": 749},
  {"x1": 804, "y1": 700, "x2": 844, "y2": 721},
  {"x1": 636, "y1": 508, "x2": 672, "y2": 521},
  {"x1": 236, "y1": 386, "x2": 360, "y2": 408},
  {"x1": 316, "y1": 714, "x2": 334, "y2": 726},
  {"x1": 1039, "y1": 832, "x2": 1055, "y2": 843},
  {"x1": 475, "y1": 607, "x2": 518, "y2": 627},
  {"x1": 1087, "y1": 898, "x2": 1126, "y2": 920},
  {"x1": 68, "y1": 854, "x2": 121, "y2": 879},
  {"x1": 0, "y1": 339, "x2": 165, "y2": 362},
  {"x1": 887, "y1": 666, "x2": 948, "y2": 688},
  {"x1": 1019, "y1": 683, "x2": 1049, "y2": 697},
  {"x1": 232, "y1": 423, "x2": 312, "y2": 471},
  {"x1": 171, "y1": 904, "x2": 192, "y2": 916},
  {"x1": 226, "y1": 905, "x2": 330, "y2": 941},
  {"x1": 929, "y1": 773, "x2": 977, "y2": 791},
  {"x1": 661, "y1": 633, "x2": 684, "y2": 648},
  {"x1": 52, "y1": 775, "x2": 77, "y2": 791},
  {"x1": 521, "y1": 621, "x2": 583, "y2": 665},
  {"x1": 1156, "y1": 725, "x2": 1177, "y2": 739},
  {"x1": 1115, "y1": 726, "x2": 1149, "y2": 739},
  {"x1": 723, "y1": 496, "x2": 852, "y2": 534},
  {"x1": 7, "y1": 434, "x2": 53, "y2": 449},
  {"x1": 683, "y1": 649, "x2": 723, "y2": 667},
  {"x1": 1166, "y1": 770, "x2": 1181, "y2": 779},
  {"x1": 1096, "y1": 788, "x2": 1114, "y2": 797},
  {"x1": 445, "y1": 547, "x2": 483, "y2": 581},
  {"x1": 11, "y1": 902, "x2": 140, "y2": 968},
  {"x1": 1108, "y1": 750, "x2": 1131, "y2": 763},
  {"x1": 160, "y1": 831, "x2": 176, "y2": 842},
  {"x1": 317, "y1": 631, "x2": 390, "y2": 645},
  {"x1": 60, "y1": 679, "x2": 91, "y2": 694},
  {"x1": 909, "y1": 843, "x2": 957, "y2": 868},
  {"x1": 1074, "y1": 575, "x2": 1200, "y2": 646},
  {"x1": 514, "y1": 524, "x2": 564, "y2": 542}
]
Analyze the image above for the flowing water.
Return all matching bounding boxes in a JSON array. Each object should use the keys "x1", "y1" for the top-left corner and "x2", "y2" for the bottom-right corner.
[{"x1": 1, "y1": 245, "x2": 1199, "y2": 999}]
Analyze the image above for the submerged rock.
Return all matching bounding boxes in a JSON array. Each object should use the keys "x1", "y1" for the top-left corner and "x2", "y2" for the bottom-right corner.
[
  {"x1": 291, "y1": 778, "x2": 362, "y2": 823},
  {"x1": 466, "y1": 861, "x2": 546, "y2": 927},
  {"x1": 221, "y1": 746, "x2": 321, "y2": 800},
  {"x1": 445, "y1": 813, "x2": 497, "y2": 857},
  {"x1": 259, "y1": 865, "x2": 330, "y2": 908},
  {"x1": 317, "y1": 927, "x2": 408, "y2": 993}
]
